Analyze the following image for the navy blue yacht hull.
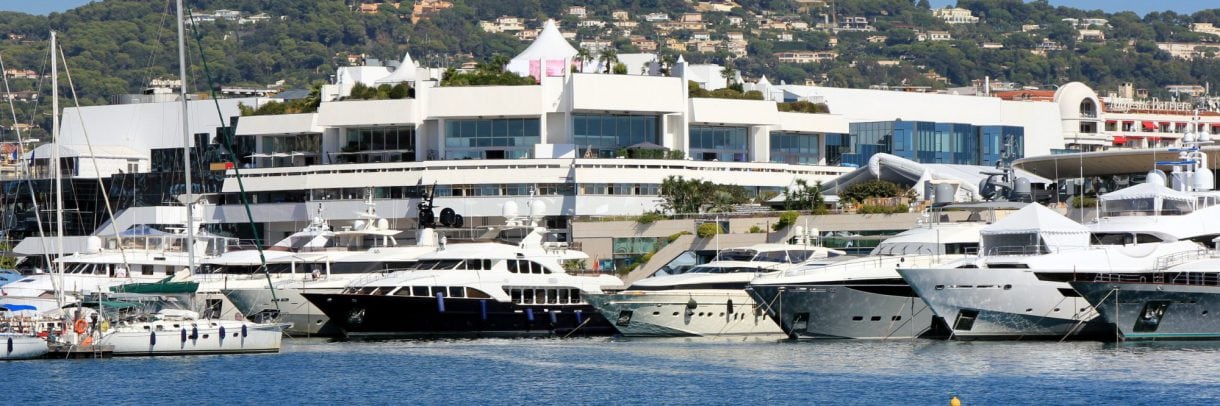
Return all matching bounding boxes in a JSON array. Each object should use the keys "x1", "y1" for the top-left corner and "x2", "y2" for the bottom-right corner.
[{"x1": 302, "y1": 293, "x2": 616, "y2": 338}]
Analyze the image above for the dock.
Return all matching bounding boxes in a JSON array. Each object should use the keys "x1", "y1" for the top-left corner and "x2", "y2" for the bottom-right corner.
[{"x1": 43, "y1": 343, "x2": 114, "y2": 359}]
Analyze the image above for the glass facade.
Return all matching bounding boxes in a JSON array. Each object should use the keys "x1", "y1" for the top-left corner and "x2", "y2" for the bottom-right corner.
[
  {"x1": 260, "y1": 133, "x2": 322, "y2": 166},
  {"x1": 444, "y1": 118, "x2": 540, "y2": 160},
  {"x1": 769, "y1": 132, "x2": 821, "y2": 165},
  {"x1": 573, "y1": 114, "x2": 660, "y2": 158},
  {"x1": 341, "y1": 126, "x2": 415, "y2": 163},
  {"x1": 839, "y1": 121, "x2": 1024, "y2": 167},
  {"x1": 689, "y1": 126, "x2": 748, "y2": 162}
]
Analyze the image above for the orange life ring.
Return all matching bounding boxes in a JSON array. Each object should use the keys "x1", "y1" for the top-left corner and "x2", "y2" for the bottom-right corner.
[{"x1": 73, "y1": 319, "x2": 88, "y2": 334}]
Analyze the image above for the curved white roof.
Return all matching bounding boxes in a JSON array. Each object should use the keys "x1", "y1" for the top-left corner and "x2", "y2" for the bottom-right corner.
[
  {"x1": 507, "y1": 19, "x2": 577, "y2": 76},
  {"x1": 375, "y1": 52, "x2": 417, "y2": 85}
]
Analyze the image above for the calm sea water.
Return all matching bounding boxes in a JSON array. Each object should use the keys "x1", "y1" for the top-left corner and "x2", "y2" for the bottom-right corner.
[{"x1": 6, "y1": 337, "x2": 1220, "y2": 404}]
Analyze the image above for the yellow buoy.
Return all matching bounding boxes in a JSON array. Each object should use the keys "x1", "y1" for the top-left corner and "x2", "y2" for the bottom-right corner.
[
  {"x1": 100, "y1": 320, "x2": 110, "y2": 332},
  {"x1": 950, "y1": 395, "x2": 961, "y2": 406}
]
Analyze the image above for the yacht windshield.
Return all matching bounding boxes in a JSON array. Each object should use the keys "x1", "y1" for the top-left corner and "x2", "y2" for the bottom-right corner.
[
  {"x1": 686, "y1": 266, "x2": 766, "y2": 274},
  {"x1": 715, "y1": 249, "x2": 758, "y2": 262}
]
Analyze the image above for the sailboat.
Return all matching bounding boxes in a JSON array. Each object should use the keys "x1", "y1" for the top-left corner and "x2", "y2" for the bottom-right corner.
[{"x1": 88, "y1": 1, "x2": 284, "y2": 355}]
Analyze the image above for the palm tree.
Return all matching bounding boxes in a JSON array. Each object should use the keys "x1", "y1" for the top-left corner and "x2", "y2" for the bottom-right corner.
[
  {"x1": 599, "y1": 48, "x2": 619, "y2": 74},
  {"x1": 660, "y1": 54, "x2": 677, "y2": 76},
  {"x1": 575, "y1": 47, "x2": 593, "y2": 72},
  {"x1": 489, "y1": 54, "x2": 510, "y2": 73},
  {"x1": 720, "y1": 65, "x2": 737, "y2": 88}
]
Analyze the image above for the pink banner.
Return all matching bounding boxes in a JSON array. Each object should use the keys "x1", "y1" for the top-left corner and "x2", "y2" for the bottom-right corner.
[
  {"x1": 546, "y1": 59, "x2": 566, "y2": 77},
  {"x1": 528, "y1": 59, "x2": 542, "y2": 82}
]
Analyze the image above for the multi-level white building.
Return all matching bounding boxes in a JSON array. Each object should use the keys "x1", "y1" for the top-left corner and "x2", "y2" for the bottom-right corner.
[{"x1": 932, "y1": 7, "x2": 979, "y2": 24}]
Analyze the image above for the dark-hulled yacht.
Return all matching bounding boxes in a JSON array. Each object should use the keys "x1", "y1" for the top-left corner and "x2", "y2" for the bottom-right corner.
[{"x1": 301, "y1": 226, "x2": 622, "y2": 338}]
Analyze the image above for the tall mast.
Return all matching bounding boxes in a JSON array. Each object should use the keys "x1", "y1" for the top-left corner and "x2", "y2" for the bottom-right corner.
[
  {"x1": 176, "y1": 0, "x2": 195, "y2": 275},
  {"x1": 51, "y1": 31, "x2": 65, "y2": 307}
]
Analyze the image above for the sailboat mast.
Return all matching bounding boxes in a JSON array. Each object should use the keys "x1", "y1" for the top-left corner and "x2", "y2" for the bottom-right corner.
[
  {"x1": 51, "y1": 31, "x2": 64, "y2": 308},
  {"x1": 176, "y1": 0, "x2": 195, "y2": 275}
]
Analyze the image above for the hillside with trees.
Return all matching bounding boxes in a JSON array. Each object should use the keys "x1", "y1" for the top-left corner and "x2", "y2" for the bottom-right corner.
[{"x1": 1, "y1": 0, "x2": 1220, "y2": 139}]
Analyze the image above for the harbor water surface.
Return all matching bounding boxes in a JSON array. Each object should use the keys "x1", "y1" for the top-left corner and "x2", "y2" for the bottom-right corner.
[{"x1": 8, "y1": 338, "x2": 1220, "y2": 404}]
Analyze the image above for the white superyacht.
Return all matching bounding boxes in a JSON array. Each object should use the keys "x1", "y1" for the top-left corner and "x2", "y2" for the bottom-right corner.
[
  {"x1": 587, "y1": 240, "x2": 844, "y2": 337},
  {"x1": 747, "y1": 204, "x2": 1015, "y2": 339}
]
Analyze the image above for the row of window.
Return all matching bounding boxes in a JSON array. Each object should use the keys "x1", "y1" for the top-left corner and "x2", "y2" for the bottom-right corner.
[
  {"x1": 343, "y1": 285, "x2": 493, "y2": 299},
  {"x1": 507, "y1": 287, "x2": 584, "y2": 305},
  {"x1": 506, "y1": 259, "x2": 553, "y2": 274}
]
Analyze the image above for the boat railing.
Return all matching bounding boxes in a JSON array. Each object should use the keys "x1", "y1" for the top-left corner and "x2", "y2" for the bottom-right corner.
[
  {"x1": 781, "y1": 255, "x2": 938, "y2": 278},
  {"x1": 1153, "y1": 248, "x2": 1213, "y2": 271},
  {"x1": 982, "y1": 245, "x2": 1093, "y2": 257}
]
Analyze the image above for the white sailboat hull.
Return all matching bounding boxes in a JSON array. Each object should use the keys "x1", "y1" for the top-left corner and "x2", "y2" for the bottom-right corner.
[
  {"x1": 0, "y1": 335, "x2": 49, "y2": 360},
  {"x1": 98, "y1": 320, "x2": 285, "y2": 356}
]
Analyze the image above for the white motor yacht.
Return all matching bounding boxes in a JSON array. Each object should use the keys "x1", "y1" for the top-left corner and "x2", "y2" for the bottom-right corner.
[
  {"x1": 747, "y1": 204, "x2": 1013, "y2": 339},
  {"x1": 899, "y1": 202, "x2": 1207, "y2": 340},
  {"x1": 587, "y1": 242, "x2": 844, "y2": 337},
  {"x1": 0, "y1": 225, "x2": 236, "y2": 313}
]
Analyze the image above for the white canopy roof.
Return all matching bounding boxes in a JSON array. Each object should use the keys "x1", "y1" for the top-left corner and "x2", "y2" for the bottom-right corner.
[
  {"x1": 1098, "y1": 181, "x2": 1194, "y2": 203},
  {"x1": 982, "y1": 204, "x2": 1086, "y2": 236},
  {"x1": 375, "y1": 52, "x2": 417, "y2": 85},
  {"x1": 981, "y1": 203, "x2": 1089, "y2": 252},
  {"x1": 507, "y1": 19, "x2": 577, "y2": 77}
]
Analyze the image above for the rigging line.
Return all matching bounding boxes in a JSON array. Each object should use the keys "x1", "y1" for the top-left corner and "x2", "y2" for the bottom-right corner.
[
  {"x1": 57, "y1": 45, "x2": 133, "y2": 278},
  {"x1": 0, "y1": 52, "x2": 52, "y2": 275},
  {"x1": 137, "y1": 1, "x2": 174, "y2": 94},
  {"x1": 185, "y1": 7, "x2": 278, "y2": 311}
]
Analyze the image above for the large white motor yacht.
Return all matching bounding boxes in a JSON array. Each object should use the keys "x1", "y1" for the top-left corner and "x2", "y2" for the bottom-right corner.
[
  {"x1": 587, "y1": 242, "x2": 844, "y2": 337},
  {"x1": 899, "y1": 200, "x2": 1208, "y2": 340},
  {"x1": 747, "y1": 204, "x2": 1013, "y2": 339},
  {"x1": 0, "y1": 225, "x2": 236, "y2": 313}
]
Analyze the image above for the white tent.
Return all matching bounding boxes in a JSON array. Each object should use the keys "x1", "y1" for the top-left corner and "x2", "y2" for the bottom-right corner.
[
  {"x1": 1098, "y1": 181, "x2": 1195, "y2": 215},
  {"x1": 980, "y1": 203, "x2": 1088, "y2": 255},
  {"x1": 375, "y1": 52, "x2": 418, "y2": 85},
  {"x1": 506, "y1": 19, "x2": 577, "y2": 77}
]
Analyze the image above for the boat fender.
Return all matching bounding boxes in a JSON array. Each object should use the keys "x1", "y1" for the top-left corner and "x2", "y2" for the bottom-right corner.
[
  {"x1": 686, "y1": 298, "x2": 698, "y2": 310},
  {"x1": 436, "y1": 292, "x2": 446, "y2": 313},
  {"x1": 526, "y1": 308, "x2": 535, "y2": 321},
  {"x1": 191, "y1": 325, "x2": 199, "y2": 340},
  {"x1": 150, "y1": 331, "x2": 156, "y2": 346},
  {"x1": 727, "y1": 299, "x2": 734, "y2": 314},
  {"x1": 548, "y1": 310, "x2": 558, "y2": 325},
  {"x1": 241, "y1": 324, "x2": 248, "y2": 338},
  {"x1": 219, "y1": 326, "x2": 226, "y2": 342},
  {"x1": 100, "y1": 320, "x2": 110, "y2": 332},
  {"x1": 574, "y1": 310, "x2": 583, "y2": 324},
  {"x1": 480, "y1": 300, "x2": 488, "y2": 320},
  {"x1": 81, "y1": 336, "x2": 93, "y2": 347},
  {"x1": 181, "y1": 328, "x2": 187, "y2": 343},
  {"x1": 73, "y1": 319, "x2": 88, "y2": 335},
  {"x1": 6, "y1": 337, "x2": 11, "y2": 354}
]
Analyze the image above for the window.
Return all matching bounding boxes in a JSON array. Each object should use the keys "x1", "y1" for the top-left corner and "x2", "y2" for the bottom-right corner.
[
  {"x1": 573, "y1": 114, "x2": 659, "y2": 158},
  {"x1": 412, "y1": 286, "x2": 428, "y2": 296},
  {"x1": 448, "y1": 286, "x2": 465, "y2": 298},
  {"x1": 770, "y1": 132, "x2": 820, "y2": 165},
  {"x1": 342, "y1": 126, "x2": 416, "y2": 163},
  {"x1": 445, "y1": 118, "x2": 540, "y2": 160},
  {"x1": 689, "y1": 126, "x2": 748, "y2": 162}
]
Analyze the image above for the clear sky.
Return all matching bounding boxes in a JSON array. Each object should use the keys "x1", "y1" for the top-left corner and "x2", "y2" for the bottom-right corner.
[
  {"x1": 0, "y1": 0, "x2": 1214, "y2": 16},
  {"x1": 0, "y1": 0, "x2": 93, "y2": 15},
  {"x1": 930, "y1": 0, "x2": 1217, "y2": 15}
]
